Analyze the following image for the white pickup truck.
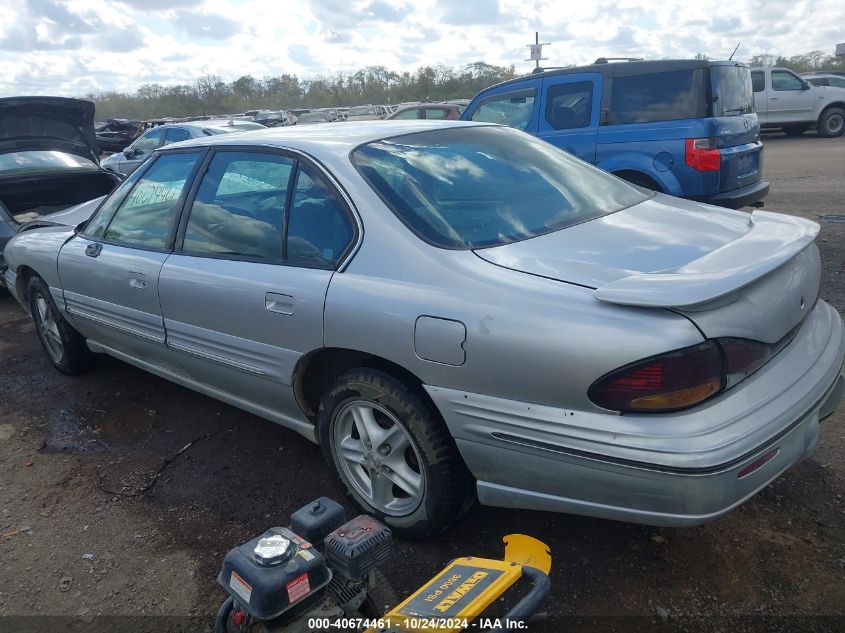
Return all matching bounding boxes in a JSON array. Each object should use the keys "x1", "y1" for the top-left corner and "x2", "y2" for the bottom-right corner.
[{"x1": 751, "y1": 67, "x2": 845, "y2": 137}]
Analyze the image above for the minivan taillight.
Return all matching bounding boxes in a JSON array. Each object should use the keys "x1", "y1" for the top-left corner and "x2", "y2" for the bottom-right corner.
[
  {"x1": 588, "y1": 337, "x2": 784, "y2": 413},
  {"x1": 685, "y1": 137, "x2": 720, "y2": 171}
]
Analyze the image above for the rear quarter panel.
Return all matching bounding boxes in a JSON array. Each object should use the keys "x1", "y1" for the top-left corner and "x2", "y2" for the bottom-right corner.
[
  {"x1": 4, "y1": 226, "x2": 74, "y2": 308},
  {"x1": 321, "y1": 172, "x2": 705, "y2": 413}
]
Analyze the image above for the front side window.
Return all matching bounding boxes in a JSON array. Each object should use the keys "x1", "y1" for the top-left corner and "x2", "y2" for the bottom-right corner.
[
  {"x1": 469, "y1": 91, "x2": 536, "y2": 130},
  {"x1": 751, "y1": 71, "x2": 765, "y2": 93},
  {"x1": 352, "y1": 126, "x2": 647, "y2": 249},
  {"x1": 394, "y1": 109, "x2": 420, "y2": 120},
  {"x1": 183, "y1": 152, "x2": 294, "y2": 260},
  {"x1": 84, "y1": 167, "x2": 148, "y2": 239},
  {"x1": 132, "y1": 128, "x2": 165, "y2": 153},
  {"x1": 830, "y1": 77, "x2": 845, "y2": 88},
  {"x1": 771, "y1": 70, "x2": 803, "y2": 91},
  {"x1": 103, "y1": 152, "x2": 201, "y2": 248},
  {"x1": 286, "y1": 165, "x2": 354, "y2": 268},
  {"x1": 424, "y1": 108, "x2": 448, "y2": 120},
  {"x1": 610, "y1": 69, "x2": 707, "y2": 124},
  {"x1": 545, "y1": 81, "x2": 594, "y2": 129}
]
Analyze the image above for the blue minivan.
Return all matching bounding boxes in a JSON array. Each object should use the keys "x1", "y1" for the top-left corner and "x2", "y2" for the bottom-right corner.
[{"x1": 461, "y1": 59, "x2": 769, "y2": 208}]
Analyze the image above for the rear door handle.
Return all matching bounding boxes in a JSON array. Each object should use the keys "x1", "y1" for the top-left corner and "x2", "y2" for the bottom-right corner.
[
  {"x1": 265, "y1": 292, "x2": 294, "y2": 315},
  {"x1": 129, "y1": 272, "x2": 146, "y2": 289},
  {"x1": 85, "y1": 243, "x2": 102, "y2": 258}
]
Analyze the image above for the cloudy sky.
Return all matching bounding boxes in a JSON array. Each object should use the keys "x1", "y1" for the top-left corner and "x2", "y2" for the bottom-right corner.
[{"x1": 0, "y1": 0, "x2": 841, "y2": 96}]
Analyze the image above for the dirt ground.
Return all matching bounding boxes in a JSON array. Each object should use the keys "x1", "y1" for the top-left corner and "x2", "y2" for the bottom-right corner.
[{"x1": 1, "y1": 133, "x2": 844, "y2": 633}]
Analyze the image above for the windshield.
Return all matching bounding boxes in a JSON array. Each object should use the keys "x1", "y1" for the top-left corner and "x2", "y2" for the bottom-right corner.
[
  {"x1": 352, "y1": 126, "x2": 648, "y2": 249},
  {"x1": 711, "y1": 65, "x2": 754, "y2": 116},
  {"x1": 0, "y1": 150, "x2": 98, "y2": 177}
]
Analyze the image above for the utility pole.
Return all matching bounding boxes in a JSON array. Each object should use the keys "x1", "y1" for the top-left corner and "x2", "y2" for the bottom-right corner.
[{"x1": 525, "y1": 32, "x2": 549, "y2": 70}]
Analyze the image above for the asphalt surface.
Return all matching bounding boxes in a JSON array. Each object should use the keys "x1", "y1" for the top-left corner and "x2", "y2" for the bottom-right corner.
[{"x1": 1, "y1": 132, "x2": 844, "y2": 633}]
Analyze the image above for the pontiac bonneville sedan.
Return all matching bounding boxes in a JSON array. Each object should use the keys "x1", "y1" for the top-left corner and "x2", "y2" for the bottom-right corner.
[{"x1": 3, "y1": 121, "x2": 843, "y2": 537}]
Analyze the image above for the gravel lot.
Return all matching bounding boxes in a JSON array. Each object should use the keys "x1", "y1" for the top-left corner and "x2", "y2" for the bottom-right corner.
[{"x1": 1, "y1": 133, "x2": 844, "y2": 632}]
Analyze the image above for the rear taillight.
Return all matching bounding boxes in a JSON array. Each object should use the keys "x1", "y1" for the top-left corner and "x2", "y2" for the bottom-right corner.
[
  {"x1": 588, "y1": 342, "x2": 723, "y2": 413},
  {"x1": 589, "y1": 337, "x2": 786, "y2": 413},
  {"x1": 685, "y1": 137, "x2": 720, "y2": 171},
  {"x1": 720, "y1": 338, "x2": 772, "y2": 388}
]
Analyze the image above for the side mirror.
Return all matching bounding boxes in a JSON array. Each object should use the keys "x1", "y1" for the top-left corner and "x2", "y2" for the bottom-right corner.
[
  {"x1": 73, "y1": 220, "x2": 87, "y2": 235},
  {"x1": 122, "y1": 147, "x2": 133, "y2": 158},
  {"x1": 802, "y1": 82, "x2": 811, "y2": 90}
]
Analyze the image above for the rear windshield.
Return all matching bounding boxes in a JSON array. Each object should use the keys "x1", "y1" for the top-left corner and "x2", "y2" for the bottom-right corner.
[
  {"x1": 710, "y1": 65, "x2": 754, "y2": 116},
  {"x1": 610, "y1": 69, "x2": 707, "y2": 124},
  {"x1": 351, "y1": 126, "x2": 648, "y2": 249}
]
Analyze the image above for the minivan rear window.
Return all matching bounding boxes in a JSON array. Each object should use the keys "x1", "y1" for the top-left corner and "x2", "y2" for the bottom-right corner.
[
  {"x1": 610, "y1": 69, "x2": 707, "y2": 124},
  {"x1": 711, "y1": 66, "x2": 754, "y2": 116}
]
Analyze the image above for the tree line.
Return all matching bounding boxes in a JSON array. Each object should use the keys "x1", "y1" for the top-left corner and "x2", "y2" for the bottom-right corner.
[
  {"x1": 88, "y1": 51, "x2": 845, "y2": 121},
  {"x1": 89, "y1": 62, "x2": 517, "y2": 120}
]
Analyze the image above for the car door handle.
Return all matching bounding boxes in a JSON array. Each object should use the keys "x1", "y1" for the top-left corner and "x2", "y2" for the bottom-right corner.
[
  {"x1": 769, "y1": 97, "x2": 778, "y2": 100},
  {"x1": 85, "y1": 243, "x2": 102, "y2": 258},
  {"x1": 129, "y1": 272, "x2": 146, "y2": 289},
  {"x1": 265, "y1": 292, "x2": 294, "y2": 315}
]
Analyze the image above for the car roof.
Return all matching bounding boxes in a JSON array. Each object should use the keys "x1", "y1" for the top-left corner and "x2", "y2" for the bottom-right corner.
[
  {"x1": 159, "y1": 120, "x2": 489, "y2": 156},
  {"x1": 479, "y1": 59, "x2": 745, "y2": 95}
]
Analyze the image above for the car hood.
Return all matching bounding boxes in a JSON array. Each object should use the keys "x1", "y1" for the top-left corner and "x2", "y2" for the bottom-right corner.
[
  {"x1": 0, "y1": 97, "x2": 100, "y2": 164},
  {"x1": 17, "y1": 196, "x2": 105, "y2": 232}
]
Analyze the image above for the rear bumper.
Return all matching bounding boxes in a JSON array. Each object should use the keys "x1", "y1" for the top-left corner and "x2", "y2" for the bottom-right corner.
[
  {"x1": 426, "y1": 300, "x2": 845, "y2": 526},
  {"x1": 692, "y1": 179, "x2": 770, "y2": 209}
]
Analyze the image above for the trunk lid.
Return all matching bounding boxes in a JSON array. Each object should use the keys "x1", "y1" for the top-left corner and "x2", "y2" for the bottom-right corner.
[
  {"x1": 0, "y1": 97, "x2": 100, "y2": 164},
  {"x1": 475, "y1": 195, "x2": 820, "y2": 344}
]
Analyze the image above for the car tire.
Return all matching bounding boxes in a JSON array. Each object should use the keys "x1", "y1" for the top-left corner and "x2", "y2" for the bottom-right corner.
[
  {"x1": 782, "y1": 124, "x2": 809, "y2": 137},
  {"x1": 27, "y1": 276, "x2": 93, "y2": 375},
  {"x1": 317, "y1": 367, "x2": 472, "y2": 538},
  {"x1": 817, "y1": 107, "x2": 845, "y2": 138}
]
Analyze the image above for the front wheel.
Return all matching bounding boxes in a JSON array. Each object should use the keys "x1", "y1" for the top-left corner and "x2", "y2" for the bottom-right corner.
[
  {"x1": 318, "y1": 368, "x2": 472, "y2": 538},
  {"x1": 818, "y1": 107, "x2": 845, "y2": 138},
  {"x1": 27, "y1": 276, "x2": 93, "y2": 375}
]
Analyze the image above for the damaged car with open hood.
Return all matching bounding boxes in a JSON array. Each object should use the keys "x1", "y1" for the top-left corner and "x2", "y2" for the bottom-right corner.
[{"x1": 0, "y1": 97, "x2": 122, "y2": 270}]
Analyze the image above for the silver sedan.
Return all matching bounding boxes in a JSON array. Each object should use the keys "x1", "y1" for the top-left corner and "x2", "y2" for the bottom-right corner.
[{"x1": 3, "y1": 121, "x2": 843, "y2": 537}]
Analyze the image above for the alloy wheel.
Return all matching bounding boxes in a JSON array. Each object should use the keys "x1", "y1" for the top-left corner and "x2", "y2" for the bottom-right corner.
[
  {"x1": 33, "y1": 293, "x2": 64, "y2": 363},
  {"x1": 333, "y1": 400, "x2": 425, "y2": 516}
]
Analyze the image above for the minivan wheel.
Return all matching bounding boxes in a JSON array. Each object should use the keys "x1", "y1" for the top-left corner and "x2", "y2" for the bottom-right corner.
[
  {"x1": 27, "y1": 276, "x2": 92, "y2": 375},
  {"x1": 782, "y1": 124, "x2": 809, "y2": 137},
  {"x1": 818, "y1": 107, "x2": 845, "y2": 138},
  {"x1": 317, "y1": 367, "x2": 472, "y2": 538}
]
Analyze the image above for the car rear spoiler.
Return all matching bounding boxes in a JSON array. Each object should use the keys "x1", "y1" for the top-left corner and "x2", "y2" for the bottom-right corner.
[{"x1": 593, "y1": 210, "x2": 819, "y2": 308}]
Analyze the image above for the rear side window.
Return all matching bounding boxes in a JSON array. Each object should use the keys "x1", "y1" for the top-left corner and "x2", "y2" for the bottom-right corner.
[
  {"x1": 469, "y1": 90, "x2": 536, "y2": 130},
  {"x1": 771, "y1": 70, "x2": 803, "y2": 91},
  {"x1": 545, "y1": 81, "x2": 593, "y2": 129},
  {"x1": 163, "y1": 127, "x2": 190, "y2": 146},
  {"x1": 103, "y1": 152, "x2": 201, "y2": 249},
  {"x1": 751, "y1": 71, "x2": 765, "y2": 93},
  {"x1": 182, "y1": 152, "x2": 294, "y2": 260},
  {"x1": 610, "y1": 69, "x2": 707, "y2": 124},
  {"x1": 286, "y1": 164, "x2": 354, "y2": 268}
]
